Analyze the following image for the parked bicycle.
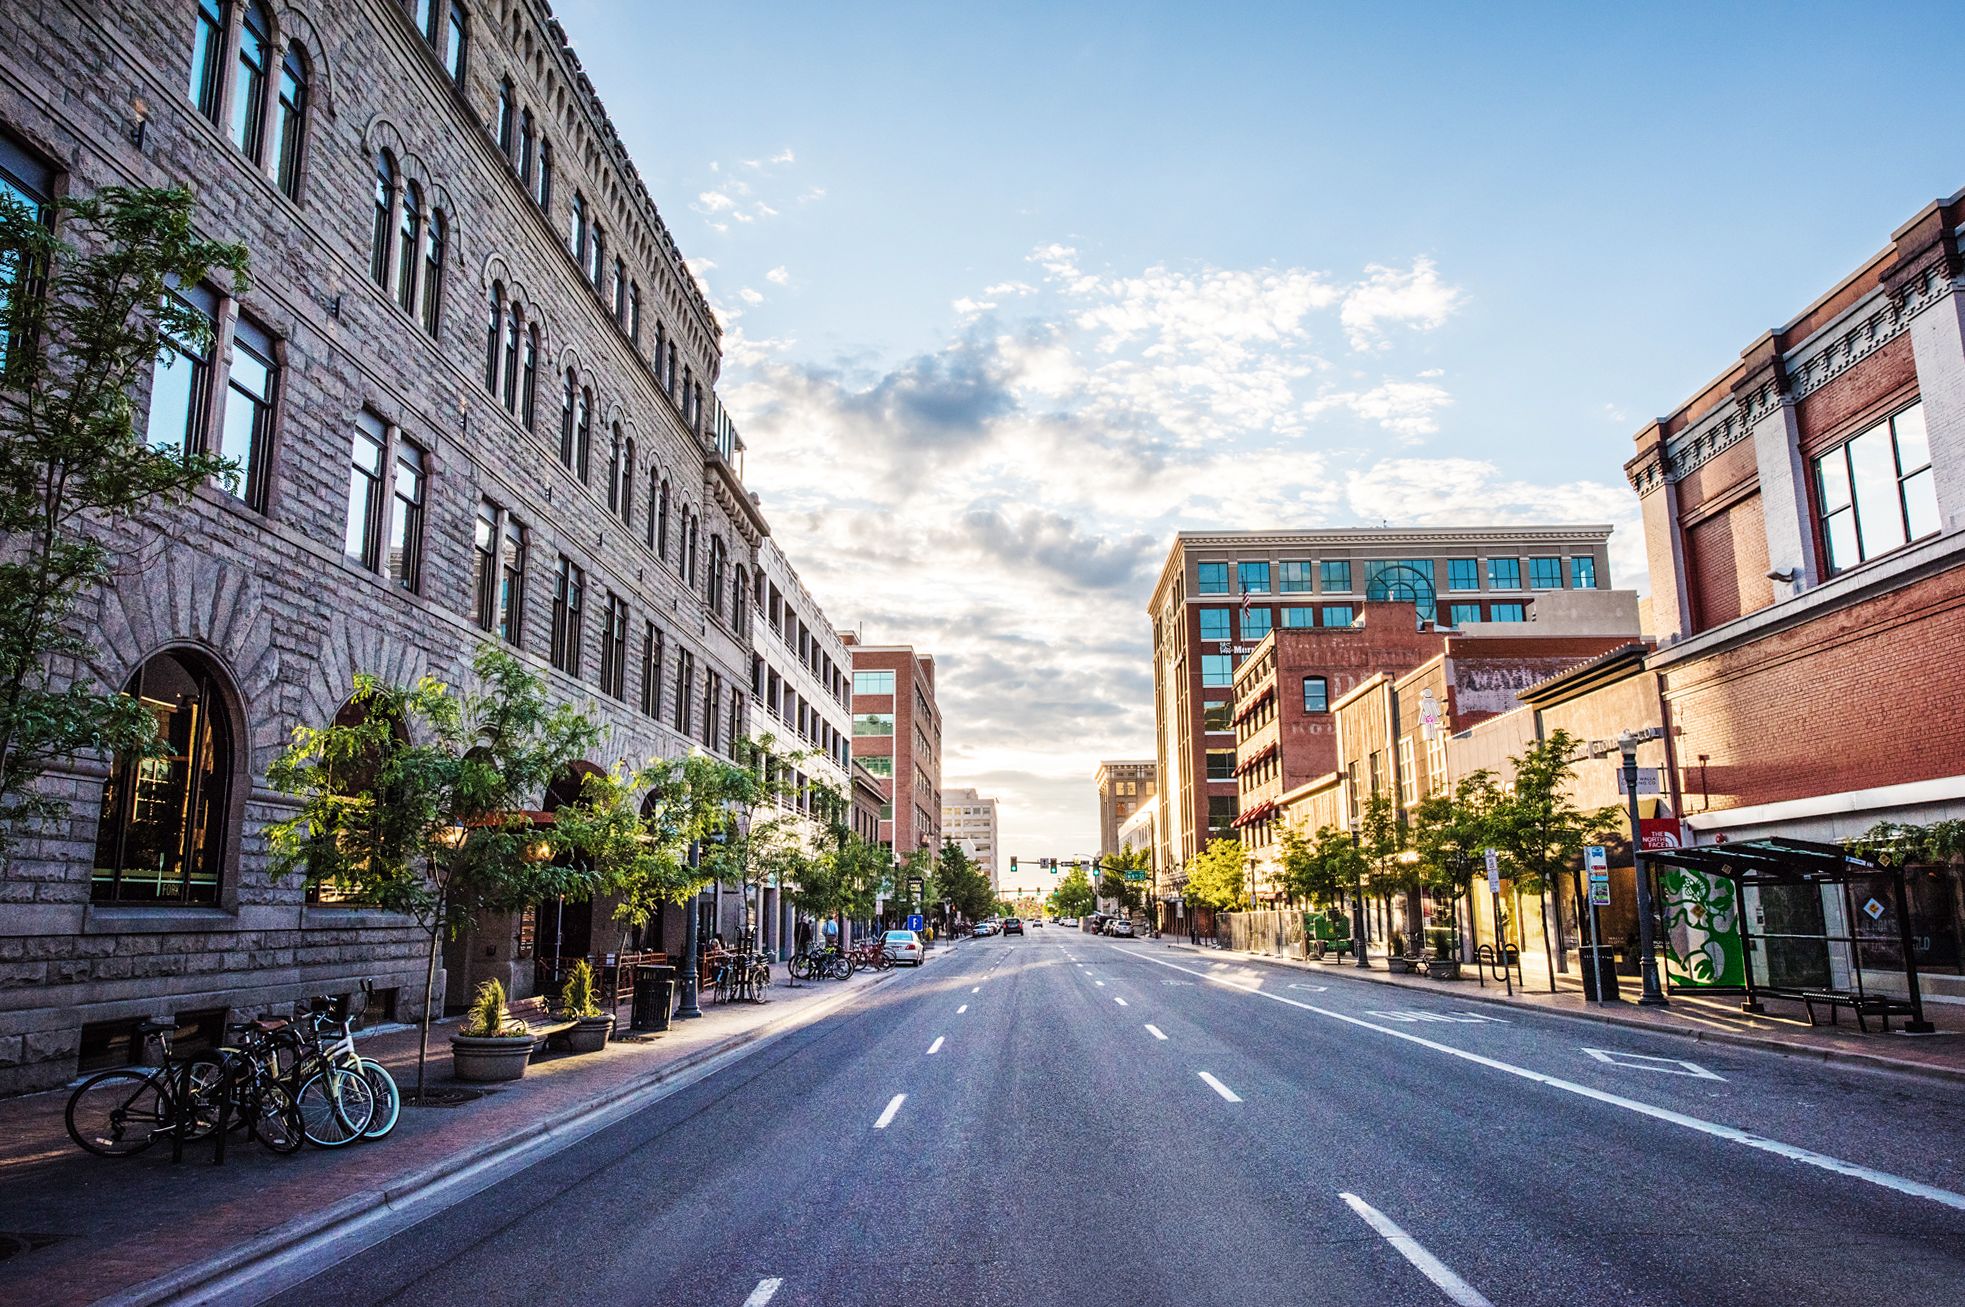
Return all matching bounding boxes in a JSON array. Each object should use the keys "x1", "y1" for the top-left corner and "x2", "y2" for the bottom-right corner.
[
  {"x1": 63, "y1": 1019, "x2": 278, "y2": 1158},
  {"x1": 786, "y1": 945, "x2": 855, "y2": 981}
]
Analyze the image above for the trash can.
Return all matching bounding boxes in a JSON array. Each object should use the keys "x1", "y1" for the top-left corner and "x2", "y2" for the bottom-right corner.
[
  {"x1": 631, "y1": 966, "x2": 677, "y2": 1032},
  {"x1": 1578, "y1": 945, "x2": 1620, "y2": 1002}
]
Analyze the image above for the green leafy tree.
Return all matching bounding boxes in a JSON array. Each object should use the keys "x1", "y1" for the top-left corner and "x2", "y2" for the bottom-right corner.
[
  {"x1": 1487, "y1": 730, "x2": 1620, "y2": 985},
  {"x1": 1278, "y1": 824, "x2": 1352, "y2": 912},
  {"x1": 0, "y1": 186, "x2": 249, "y2": 855},
  {"x1": 1411, "y1": 770, "x2": 1500, "y2": 954},
  {"x1": 1099, "y1": 847, "x2": 1149, "y2": 912},
  {"x1": 937, "y1": 838, "x2": 996, "y2": 923},
  {"x1": 1047, "y1": 866, "x2": 1097, "y2": 919},
  {"x1": 268, "y1": 645, "x2": 607, "y2": 1099},
  {"x1": 1182, "y1": 837, "x2": 1250, "y2": 914}
]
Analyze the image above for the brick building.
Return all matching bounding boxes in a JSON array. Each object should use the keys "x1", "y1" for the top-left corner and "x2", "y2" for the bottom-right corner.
[
  {"x1": 0, "y1": 0, "x2": 819, "y2": 1091},
  {"x1": 1092, "y1": 760, "x2": 1156, "y2": 860},
  {"x1": 843, "y1": 637, "x2": 942, "y2": 854},
  {"x1": 1149, "y1": 527, "x2": 1625, "y2": 918},
  {"x1": 1625, "y1": 185, "x2": 1965, "y2": 994}
]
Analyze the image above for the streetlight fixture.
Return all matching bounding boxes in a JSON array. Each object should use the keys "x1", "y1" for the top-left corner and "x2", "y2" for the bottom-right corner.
[
  {"x1": 675, "y1": 838, "x2": 705, "y2": 1019},
  {"x1": 1621, "y1": 730, "x2": 1667, "y2": 1007},
  {"x1": 1348, "y1": 823, "x2": 1369, "y2": 969}
]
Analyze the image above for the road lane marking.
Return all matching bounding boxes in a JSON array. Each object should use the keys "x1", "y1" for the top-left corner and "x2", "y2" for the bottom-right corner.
[
  {"x1": 971, "y1": 986, "x2": 981, "y2": 993},
  {"x1": 1114, "y1": 996, "x2": 1128, "y2": 1006},
  {"x1": 927, "y1": 1036, "x2": 945, "y2": 1055},
  {"x1": 1122, "y1": 946, "x2": 1965, "y2": 1214},
  {"x1": 1584, "y1": 1048, "x2": 1724, "y2": 1080},
  {"x1": 1339, "y1": 1193, "x2": 1492, "y2": 1307},
  {"x1": 1366, "y1": 1010, "x2": 1510, "y2": 1024},
  {"x1": 1198, "y1": 1071, "x2": 1242, "y2": 1102},
  {"x1": 742, "y1": 1279, "x2": 784, "y2": 1307},
  {"x1": 1095, "y1": 980, "x2": 1105, "y2": 987},
  {"x1": 1144, "y1": 1024, "x2": 1168, "y2": 1040},
  {"x1": 957, "y1": 1004, "x2": 968, "y2": 1014},
  {"x1": 874, "y1": 1094, "x2": 906, "y2": 1129}
]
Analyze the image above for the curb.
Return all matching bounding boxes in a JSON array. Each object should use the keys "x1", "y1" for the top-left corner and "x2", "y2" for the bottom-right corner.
[
  {"x1": 1152, "y1": 940, "x2": 1965, "y2": 1089},
  {"x1": 102, "y1": 970, "x2": 896, "y2": 1307}
]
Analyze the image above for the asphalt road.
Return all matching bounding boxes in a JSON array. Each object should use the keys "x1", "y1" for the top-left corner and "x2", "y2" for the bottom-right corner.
[{"x1": 267, "y1": 930, "x2": 1965, "y2": 1307}]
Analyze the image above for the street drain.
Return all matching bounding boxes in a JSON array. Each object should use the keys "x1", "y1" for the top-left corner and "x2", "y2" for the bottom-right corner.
[
  {"x1": 0, "y1": 1233, "x2": 61, "y2": 1263},
  {"x1": 406, "y1": 1087, "x2": 490, "y2": 1108}
]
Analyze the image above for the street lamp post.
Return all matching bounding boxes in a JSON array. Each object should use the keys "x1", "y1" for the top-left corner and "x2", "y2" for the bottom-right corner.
[
  {"x1": 1622, "y1": 731, "x2": 1667, "y2": 1007},
  {"x1": 1349, "y1": 825, "x2": 1369, "y2": 969},
  {"x1": 675, "y1": 839, "x2": 705, "y2": 1019}
]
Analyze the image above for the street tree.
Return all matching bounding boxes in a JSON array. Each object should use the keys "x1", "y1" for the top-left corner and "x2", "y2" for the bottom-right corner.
[
  {"x1": 1488, "y1": 729, "x2": 1621, "y2": 988},
  {"x1": 1182, "y1": 837, "x2": 1250, "y2": 915},
  {"x1": 268, "y1": 645, "x2": 606, "y2": 1100},
  {"x1": 0, "y1": 185, "x2": 250, "y2": 857},
  {"x1": 1410, "y1": 770, "x2": 1501, "y2": 953},
  {"x1": 1099, "y1": 847, "x2": 1149, "y2": 914},
  {"x1": 937, "y1": 838, "x2": 996, "y2": 924},
  {"x1": 1047, "y1": 866, "x2": 1097, "y2": 919},
  {"x1": 1277, "y1": 824, "x2": 1348, "y2": 913}
]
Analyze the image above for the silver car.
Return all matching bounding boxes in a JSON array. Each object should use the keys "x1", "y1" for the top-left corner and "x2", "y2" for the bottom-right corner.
[
  {"x1": 1109, "y1": 919, "x2": 1137, "y2": 938},
  {"x1": 883, "y1": 929, "x2": 924, "y2": 966}
]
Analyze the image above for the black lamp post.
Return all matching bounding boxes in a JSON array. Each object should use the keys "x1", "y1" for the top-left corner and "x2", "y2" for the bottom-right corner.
[
  {"x1": 675, "y1": 839, "x2": 705, "y2": 1019},
  {"x1": 1349, "y1": 824, "x2": 1369, "y2": 968},
  {"x1": 1622, "y1": 731, "x2": 1667, "y2": 1007}
]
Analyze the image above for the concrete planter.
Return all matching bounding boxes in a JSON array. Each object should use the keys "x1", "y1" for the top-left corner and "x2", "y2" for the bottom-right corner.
[
  {"x1": 565, "y1": 1015, "x2": 615, "y2": 1054},
  {"x1": 450, "y1": 1033, "x2": 535, "y2": 1082},
  {"x1": 1386, "y1": 956, "x2": 1415, "y2": 975},
  {"x1": 1428, "y1": 959, "x2": 1462, "y2": 981}
]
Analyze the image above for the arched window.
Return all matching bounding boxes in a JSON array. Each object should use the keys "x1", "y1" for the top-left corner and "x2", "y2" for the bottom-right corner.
[
  {"x1": 370, "y1": 152, "x2": 396, "y2": 286},
  {"x1": 396, "y1": 181, "x2": 422, "y2": 314},
  {"x1": 654, "y1": 321, "x2": 666, "y2": 377},
  {"x1": 521, "y1": 324, "x2": 539, "y2": 429},
  {"x1": 656, "y1": 479, "x2": 670, "y2": 560},
  {"x1": 495, "y1": 79, "x2": 514, "y2": 155},
  {"x1": 92, "y1": 651, "x2": 233, "y2": 905},
  {"x1": 501, "y1": 305, "x2": 520, "y2": 411},
  {"x1": 420, "y1": 208, "x2": 444, "y2": 335},
  {"x1": 665, "y1": 341, "x2": 678, "y2": 396},
  {"x1": 605, "y1": 425, "x2": 622, "y2": 513},
  {"x1": 575, "y1": 388, "x2": 592, "y2": 483},
  {"x1": 708, "y1": 536, "x2": 726, "y2": 615},
  {"x1": 589, "y1": 225, "x2": 606, "y2": 290},
  {"x1": 558, "y1": 368, "x2": 576, "y2": 470},
  {"x1": 231, "y1": 2, "x2": 272, "y2": 161},
  {"x1": 483, "y1": 282, "x2": 503, "y2": 395},
  {"x1": 733, "y1": 566, "x2": 747, "y2": 634},
  {"x1": 645, "y1": 469, "x2": 659, "y2": 550},
  {"x1": 612, "y1": 256, "x2": 626, "y2": 320},
  {"x1": 189, "y1": 0, "x2": 225, "y2": 123},
  {"x1": 628, "y1": 282, "x2": 641, "y2": 345},
  {"x1": 271, "y1": 43, "x2": 308, "y2": 198},
  {"x1": 620, "y1": 437, "x2": 635, "y2": 524}
]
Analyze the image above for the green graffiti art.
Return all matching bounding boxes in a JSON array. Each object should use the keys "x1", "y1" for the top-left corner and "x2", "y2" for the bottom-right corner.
[{"x1": 1660, "y1": 866, "x2": 1745, "y2": 988}]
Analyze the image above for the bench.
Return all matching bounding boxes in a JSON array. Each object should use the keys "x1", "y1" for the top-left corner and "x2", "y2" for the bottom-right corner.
[{"x1": 1800, "y1": 991, "x2": 1919, "y2": 1034}]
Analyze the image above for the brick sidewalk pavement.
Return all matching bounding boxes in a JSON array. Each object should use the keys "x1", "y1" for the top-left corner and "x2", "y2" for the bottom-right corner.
[{"x1": 0, "y1": 953, "x2": 936, "y2": 1307}]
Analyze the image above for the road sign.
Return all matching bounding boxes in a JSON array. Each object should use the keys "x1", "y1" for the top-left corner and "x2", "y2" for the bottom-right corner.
[
  {"x1": 906, "y1": 876, "x2": 924, "y2": 899},
  {"x1": 1590, "y1": 881, "x2": 1611, "y2": 906},
  {"x1": 1484, "y1": 848, "x2": 1501, "y2": 895},
  {"x1": 1585, "y1": 845, "x2": 1608, "y2": 873},
  {"x1": 906, "y1": 914, "x2": 924, "y2": 931}
]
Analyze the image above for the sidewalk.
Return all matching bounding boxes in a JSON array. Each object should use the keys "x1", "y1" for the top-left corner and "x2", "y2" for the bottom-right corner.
[
  {"x1": 1151, "y1": 937, "x2": 1965, "y2": 1084},
  {"x1": 0, "y1": 953, "x2": 935, "y2": 1307}
]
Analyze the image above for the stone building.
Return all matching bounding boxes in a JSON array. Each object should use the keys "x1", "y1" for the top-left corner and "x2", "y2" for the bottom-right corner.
[
  {"x1": 941, "y1": 787, "x2": 1000, "y2": 886},
  {"x1": 1092, "y1": 760, "x2": 1156, "y2": 859},
  {"x1": 0, "y1": 0, "x2": 793, "y2": 1092}
]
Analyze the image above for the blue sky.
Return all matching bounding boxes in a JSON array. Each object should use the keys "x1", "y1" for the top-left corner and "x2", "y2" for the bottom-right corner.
[{"x1": 557, "y1": 0, "x2": 1965, "y2": 863}]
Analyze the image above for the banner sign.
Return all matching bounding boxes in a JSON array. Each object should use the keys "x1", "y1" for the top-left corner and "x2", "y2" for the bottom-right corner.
[{"x1": 1660, "y1": 865, "x2": 1745, "y2": 988}]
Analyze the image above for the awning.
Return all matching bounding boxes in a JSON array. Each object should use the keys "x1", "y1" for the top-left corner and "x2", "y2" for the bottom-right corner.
[
  {"x1": 1232, "y1": 686, "x2": 1274, "y2": 725},
  {"x1": 1644, "y1": 837, "x2": 1882, "y2": 886},
  {"x1": 1234, "y1": 740, "x2": 1278, "y2": 776},
  {"x1": 1232, "y1": 799, "x2": 1278, "y2": 828}
]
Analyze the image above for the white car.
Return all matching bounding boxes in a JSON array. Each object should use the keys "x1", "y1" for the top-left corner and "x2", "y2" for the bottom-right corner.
[
  {"x1": 883, "y1": 929, "x2": 924, "y2": 966},
  {"x1": 1109, "y1": 919, "x2": 1137, "y2": 938},
  {"x1": 1058, "y1": 918, "x2": 1078, "y2": 928}
]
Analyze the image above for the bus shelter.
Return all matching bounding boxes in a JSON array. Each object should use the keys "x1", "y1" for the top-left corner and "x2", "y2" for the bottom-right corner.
[{"x1": 1643, "y1": 837, "x2": 1934, "y2": 1034}]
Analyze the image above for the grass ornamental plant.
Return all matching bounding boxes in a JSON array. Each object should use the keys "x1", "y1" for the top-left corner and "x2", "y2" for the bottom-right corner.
[
  {"x1": 559, "y1": 959, "x2": 604, "y2": 1020},
  {"x1": 458, "y1": 979, "x2": 528, "y2": 1039}
]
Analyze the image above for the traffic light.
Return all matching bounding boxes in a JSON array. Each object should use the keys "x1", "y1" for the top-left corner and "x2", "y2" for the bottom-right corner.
[{"x1": 1010, "y1": 856, "x2": 1018, "y2": 874}]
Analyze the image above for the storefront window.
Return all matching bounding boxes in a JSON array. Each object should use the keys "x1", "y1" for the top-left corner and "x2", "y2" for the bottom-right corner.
[{"x1": 92, "y1": 652, "x2": 232, "y2": 905}]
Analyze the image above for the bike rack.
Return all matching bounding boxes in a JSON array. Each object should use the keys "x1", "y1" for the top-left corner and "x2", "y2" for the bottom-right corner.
[{"x1": 1474, "y1": 943, "x2": 1521, "y2": 993}]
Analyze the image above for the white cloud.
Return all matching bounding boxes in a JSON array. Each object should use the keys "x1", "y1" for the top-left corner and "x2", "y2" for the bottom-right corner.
[
  {"x1": 737, "y1": 287, "x2": 765, "y2": 305},
  {"x1": 1339, "y1": 256, "x2": 1464, "y2": 350},
  {"x1": 765, "y1": 266, "x2": 791, "y2": 286}
]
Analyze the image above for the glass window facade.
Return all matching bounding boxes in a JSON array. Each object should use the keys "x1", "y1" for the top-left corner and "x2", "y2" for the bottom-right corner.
[
  {"x1": 1528, "y1": 557, "x2": 1563, "y2": 589},
  {"x1": 853, "y1": 669, "x2": 895, "y2": 696},
  {"x1": 1279, "y1": 561, "x2": 1315, "y2": 593},
  {"x1": 1237, "y1": 561, "x2": 1270, "y2": 593},
  {"x1": 859, "y1": 753, "x2": 894, "y2": 778},
  {"x1": 1321, "y1": 560, "x2": 1352, "y2": 592},
  {"x1": 1201, "y1": 654, "x2": 1233, "y2": 686},
  {"x1": 1570, "y1": 556, "x2": 1598, "y2": 589},
  {"x1": 1815, "y1": 402, "x2": 1938, "y2": 574},
  {"x1": 1448, "y1": 602, "x2": 1482, "y2": 626},
  {"x1": 1447, "y1": 558, "x2": 1480, "y2": 591},
  {"x1": 1241, "y1": 607, "x2": 1272, "y2": 640},
  {"x1": 1196, "y1": 562, "x2": 1230, "y2": 594},
  {"x1": 1206, "y1": 750, "x2": 1235, "y2": 781},
  {"x1": 1281, "y1": 606, "x2": 1315, "y2": 628},
  {"x1": 1202, "y1": 701, "x2": 1231, "y2": 732},
  {"x1": 1488, "y1": 557, "x2": 1521, "y2": 589},
  {"x1": 1490, "y1": 602, "x2": 1526, "y2": 622},
  {"x1": 1198, "y1": 608, "x2": 1231, "y2": 641},
  {"x1": 1321, "y1": 605, "x2": 1355, "y2": 627},
  {"x1": 853, "y1": 713, "x2": 895, "y2": 736}
]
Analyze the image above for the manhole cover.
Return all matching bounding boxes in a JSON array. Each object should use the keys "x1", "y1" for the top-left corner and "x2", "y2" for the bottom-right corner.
[
  {"x1": 0, "y1": 1233, "x2": 60, "y2": 1263},
  {"x1": 407, "y1": 1087, "x2": 490, "y2": 1108}
]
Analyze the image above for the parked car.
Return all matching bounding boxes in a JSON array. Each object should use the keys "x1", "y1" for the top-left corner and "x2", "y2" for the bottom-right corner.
[
  {"x1": 1031, "y1": 918, "x2": 1045, "y2": 928},
  {"x1": 1058, "y1": 918, "x2": 1078, "y2": 928},
  {"x1": 972, "y1": 921, "x2": 997, "y2": 937},
  {"x1": 883, "y1": 930, "x2": 924, "y2": 965},
  {"x1": 1108, "y1": 919, "x2": 1137, "y2": 938},
  {"x1": 1002, "y1": 918, "x2": 1024, "y2": 936}
]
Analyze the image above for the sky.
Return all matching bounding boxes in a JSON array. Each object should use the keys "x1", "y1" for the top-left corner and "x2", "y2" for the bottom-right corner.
[{"x1": 555, "y1": 0, "x2": 1965, "y2": 864}]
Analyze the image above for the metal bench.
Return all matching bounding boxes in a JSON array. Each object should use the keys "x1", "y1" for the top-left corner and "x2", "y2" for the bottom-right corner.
[{"x1": 1800, "y1": 991, "x2": 1919, "y2": 1034}]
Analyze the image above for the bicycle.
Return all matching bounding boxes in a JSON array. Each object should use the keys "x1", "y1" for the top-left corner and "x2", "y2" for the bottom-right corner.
[
  {"x1": 65, "y1": 1020, "x2": 227, "y2": 1158},
  {"x1": 259, "y1": 1005, "x2": 383, "y2": 1147}
]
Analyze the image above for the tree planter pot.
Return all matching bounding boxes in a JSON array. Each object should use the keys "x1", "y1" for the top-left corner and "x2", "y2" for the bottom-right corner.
[
  {"x1": 1386, "y1": 956, "x2": 1415, "y2": 975},
  {"x1": 1428, "y1": 959, "x2": 1461, "y2": 981},
  {"x1": 565, "y1": 1014, "x2": 615, "y2": 1054},
  {"x1": 450, "y1": 1033, "x2": 535, "y2": 1082}
]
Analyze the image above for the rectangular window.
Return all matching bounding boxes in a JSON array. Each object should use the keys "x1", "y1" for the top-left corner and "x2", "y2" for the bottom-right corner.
[
  {"x1": 387, "y1": 441, "x2": 425, "y2": 590},
  {"x1": 1237, "y1": 561, "x2": 1270, "y2": 593},
  {"x1": 673, "y1": 650, "x2": 694, "y2": 734},
  {"x1": 1278, "y1": 561, "x2": 1315, "y2": 593},
  {"x1": 145, "y1": 289, "x2": 215, "y2": 459},
  {"x1": 218, "y1": 317, "x2": 277, "y2": 511},
  {"x1": 1528, "y1": 557, "x2": 1563, "y2": 589},
  {"x1": 1302, "y1": 676, "x2": 1328, "y2": 713},
  {"x1": 1201, "y1": 654, "x2": 1233, "y2": 687},
  {"x1": 1320, "y1": 560, "x2": 1352, "y2": 593},
  {"x1": 854, "y1": 713, "x2": 895, "y2": 736},
  {"x1": 1398, "y1": 736, "x2": 1417, "y2": 806},
  {"x1": 1487, "y1": 557, "x2": 1521, "y2": 589},
  {"x1": 1447, "y1": 558, "x2": 1480, "y2": 591},
  {"x1": 853, "y1": 669, "x2": 895, "y2": 696},
  {"x1": 1426, "y1": 731, "x2": 1446, "y2": 793},
  {"x1": 1569, "y1": 556, "x2": 1598, "y2": 589},
  {"x1": 0, "y1": 130, "x2": 53, "y2": 374},
  {"x1": 1816, "y1": 402, "x2": 1937, "y2": 574},
  {"x1": 345, "y1": 416, "x2": 386, "y2": 568},
  {"x1": 1206, "y1": 749, "x2": 1235, "y2": 781},
  {"x1": 1240, "y1": 607, "x2": 1272, "y2": 640},
  {"x1": 472, "y1": 501, "x2": 497, "y2": 627},
  {"x1": 1447, "y1": 602, "x2": 1482, "y2": 626},
  {"x1": 1198, "y1": 608, "x2": 1231, "y2": 641},
  {"x1": 550, "y1": 555, "x2": 585, "y2": 676},
  {"x1": 1281, "y1": 606, "x2": 1315, "y2": 628},
  {"x1": 859, "y1": 753, "x2": 893, "y2": 777},
  {"x1": 599, "y1": 592, "x2": 627, "y2": 699},
  {"x1": 1321, "y1": 605, "x2": 1354, "y2": 628},
  {"x1": 1490, "y1": 602, "x2": 1526, "y2": 623},
  {"x1": 497, "y1": 517, "x2": 525, "y2": 644},
  {"x1": 1202, "y1": 701, "x2": 1232, "y2": 733},
  {"x1": 189, "y1": 0, "x2": 225, "y2": 121},
  {"x1": 1196, "y1": 562, "x2": 1230, "y2": 594}
]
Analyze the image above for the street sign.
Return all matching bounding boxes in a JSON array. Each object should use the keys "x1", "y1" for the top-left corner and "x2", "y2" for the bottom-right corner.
[
  {"x1": 1484, "y1": 848, "x2": 1501, "y2": 895},
  {"x1": 906, "y1": 876, "x2": 924, "y2": 899},
  {"x1": 1616, "y1": 767, "x2": 1665, "y2": 797},
  {"x1": 906, "y1": 913, "x2": 924, "y2": 931},
  {"x1": 1584, "y1": 845, "x2": 1608, "y2": 873},
  {"x1": 1590, "y1": 881, "x2": 1611, "y2": 906}
]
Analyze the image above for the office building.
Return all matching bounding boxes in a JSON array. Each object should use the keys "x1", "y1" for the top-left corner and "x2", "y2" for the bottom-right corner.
[{"x1": 843, "y1": 636, "x2": 942, "y2": 853}]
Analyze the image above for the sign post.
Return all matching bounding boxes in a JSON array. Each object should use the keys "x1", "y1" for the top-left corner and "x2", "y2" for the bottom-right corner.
[
  {"x1": 1583, "y1": 845, "x2": 1609, "y2": 1004},
  {"x1": 1485, "y1": 848, "x2": 1511, "y2": 996}
]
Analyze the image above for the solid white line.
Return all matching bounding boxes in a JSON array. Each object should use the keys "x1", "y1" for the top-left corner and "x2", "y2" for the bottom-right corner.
[
  {"x1": 874, "y1": 1093, "x2": 906, "y2": 1129},
  {"x1": 1121, "y1": 946, "x2": 1965, "y2": 1213},
  {"x1": 1339, "y1": 1193, "x2": 1492, "y2": 1307},
  {"x1": 927, "y1": 1036, "x2": 945, "y2": 1055},
  {"x1": 1113, "y1": 996, "x2": 1128, "y2": 1007},
  {"x1": 1144, "y1": 1023, "x2": 1168, "y2": 1040},
  {"x1": 1197, "y1": 1071, "x2": 1242, "y2": 1102},
  {"x1": 742, "y1": 1278, "x2": 785, "y2": 1307},
  {"x1": 956, "y1": 1004, "x2": 968, "y2": 1014}
]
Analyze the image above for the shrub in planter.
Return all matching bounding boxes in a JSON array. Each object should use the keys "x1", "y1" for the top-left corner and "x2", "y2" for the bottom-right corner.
[
  {"x1": 559, "y1": 960, "x2": 614, "y2": 1053},
  {"x1": 450, "y1": 979, "x2": 534, "y2": 1082}
]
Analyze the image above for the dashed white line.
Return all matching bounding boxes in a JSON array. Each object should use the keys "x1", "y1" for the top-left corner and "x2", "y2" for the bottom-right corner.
[
  {"x1": 1095, "y1": 980, "x2": 1105, "y2": 987},
  {"x1": 956, "y1": 1004, "x2": 968, "y2": 1014},
  {"x1": 1113, "y1": 996, "x2": 1128, "y2": 1007},
  {"x1": 1144, "y1": 1023, "x2": 1168, "y2": 1040},
  {"x1": 971, "y1": 986, "x2": 980, "y2": 993},
  {"x1": 1340, "y1": 1193, "x2": 1492, "y2": 1307},
  {"x1": 874, "y1": 1094, "x2": 907, "y2": 1129},
  {"x1": 1197, "y1": 1071, "x2": 1242, "y2": 1103},
  {"x1": 742, "y1": 1278, "x2": 784, "y2": 1307},
  {"x1": 926, "y1": 1036, "x2": 945, "y2": 1055}
]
